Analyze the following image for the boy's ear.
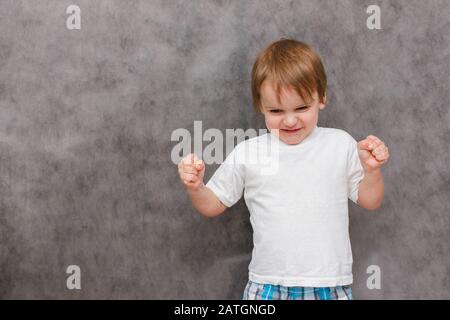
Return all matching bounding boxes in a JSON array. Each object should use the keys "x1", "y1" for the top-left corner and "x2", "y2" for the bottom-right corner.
[{"x1": 319, "y1": 93, "x2": 327, "y2": 110}]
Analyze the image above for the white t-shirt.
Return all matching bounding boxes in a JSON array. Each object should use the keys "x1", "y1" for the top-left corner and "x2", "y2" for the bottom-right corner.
[{"x1": 205, "y1": 125, "x2": 365, "y2": 287}]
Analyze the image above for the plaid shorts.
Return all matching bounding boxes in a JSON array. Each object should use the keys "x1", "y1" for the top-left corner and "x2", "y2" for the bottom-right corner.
[{"x1": 242, "y1": 280, "x2": 353, "y2": 300}]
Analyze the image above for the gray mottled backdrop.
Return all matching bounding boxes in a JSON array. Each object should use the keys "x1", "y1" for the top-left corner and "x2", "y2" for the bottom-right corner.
[{"x1": 0, "y1": 0, "x2": 449, "y2": 299}]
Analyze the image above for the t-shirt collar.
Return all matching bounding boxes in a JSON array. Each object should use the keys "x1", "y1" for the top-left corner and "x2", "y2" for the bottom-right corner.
[{"x1": 268, "y1": 125, "x2": 321, "y2": 149}]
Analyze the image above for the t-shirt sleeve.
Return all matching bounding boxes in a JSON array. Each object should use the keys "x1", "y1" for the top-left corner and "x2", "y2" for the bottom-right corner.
[
  {"x1": 347, "y1": 135, "x2": 365, "y2": 204},
  {"x1": 205, "y1": 145, "x2": 245, "y2": 208}
]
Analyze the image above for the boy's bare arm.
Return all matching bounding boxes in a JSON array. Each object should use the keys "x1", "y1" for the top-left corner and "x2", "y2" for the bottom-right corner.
[
  {"x1": 356, "y1": 135, "x2": 389, "y2": 211},
  {"x1": 187, "y1": 183, "x2": 228, "y2": 218},
  {"x1": 357, "y1": 169, "x2": 384, "y2": 211},
  {"x1": 178, "y1": 153, "x2": 227, "y2": 218}
]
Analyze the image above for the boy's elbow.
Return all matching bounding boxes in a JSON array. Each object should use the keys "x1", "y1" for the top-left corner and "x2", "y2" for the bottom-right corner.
[
  {"x1": 357, "y1": 198, "x2": 382, "y2": 211},
  {"x1": 200, "y1": 201, "x2": 228, "y2": 218},
  {"x1": 363, "y1": 203, "x2": 382, "y2": 211},
  {"x1": 366, "y1": 204, "x2": 381, "y2": 211},
  {"x1": 200, "y1": 210, "x2": 221, "y2": 218},
  {"x1": 201, "y1": 211, "x2": 226, "y2": 219}
]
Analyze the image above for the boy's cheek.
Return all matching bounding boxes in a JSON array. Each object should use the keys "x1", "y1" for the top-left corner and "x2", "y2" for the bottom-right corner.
[{"x1": 264, "y1": 117, "x2": 279, "y2": 130}]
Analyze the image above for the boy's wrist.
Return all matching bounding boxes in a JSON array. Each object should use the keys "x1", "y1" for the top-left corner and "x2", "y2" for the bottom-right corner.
[
  {"x1": 363, "y1": 168, "x2": 383, "y2": 183},
  {"x1": 364, "y1": 167, "x2": 382, "y2": 176},
  {"x1": 187, "y1": 182, "x2": 206, "y2": 194}
]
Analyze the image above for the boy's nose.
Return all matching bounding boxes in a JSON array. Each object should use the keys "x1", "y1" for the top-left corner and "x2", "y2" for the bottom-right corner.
[{"x1": 283, "y1": 114, "x2": 298, "y2": 127}]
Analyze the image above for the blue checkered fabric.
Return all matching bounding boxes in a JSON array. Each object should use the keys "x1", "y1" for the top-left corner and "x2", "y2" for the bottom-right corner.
[{"x1": 242, "y1": 280, "x2": 353, "y2": 300}]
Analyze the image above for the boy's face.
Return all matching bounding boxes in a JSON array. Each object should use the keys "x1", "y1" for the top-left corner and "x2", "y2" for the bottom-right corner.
[{"x1": 260, "y1": 80, "x2": 326, "y2": 145}]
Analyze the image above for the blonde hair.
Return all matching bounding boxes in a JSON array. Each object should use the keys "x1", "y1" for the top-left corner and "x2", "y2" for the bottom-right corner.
[{"x1": 251, "y1": 38, "x2": 327, "y2": 113}]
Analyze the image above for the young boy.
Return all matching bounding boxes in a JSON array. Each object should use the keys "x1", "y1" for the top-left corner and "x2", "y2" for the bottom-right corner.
[{"x1": 177, "y1": 38, "x2": 389, "y2": 300}]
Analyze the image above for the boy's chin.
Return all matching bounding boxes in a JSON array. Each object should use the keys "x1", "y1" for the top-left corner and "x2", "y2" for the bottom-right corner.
[
  {"x1": 280, "y1": 137, "x2": 303, "y2": 145},
  {"x1": 272, "y1": 132, "x2": 304, "y2": 145}
]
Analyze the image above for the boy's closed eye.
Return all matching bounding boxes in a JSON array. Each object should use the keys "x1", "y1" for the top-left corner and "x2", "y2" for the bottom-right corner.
[{"x1": 269, "y1": 106, "x2": 310, "y2": 113}]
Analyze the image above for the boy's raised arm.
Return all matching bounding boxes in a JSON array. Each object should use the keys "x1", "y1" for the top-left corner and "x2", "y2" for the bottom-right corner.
[
  {"x1": 178, "y1": 153, "x2": 227, "y2": 218},
  {"x1": 187, "y1": 184, "x2": 228, "y2": 218},
  {"x1": 355, "y1": 135, "x2": 389, "y2": 210}
]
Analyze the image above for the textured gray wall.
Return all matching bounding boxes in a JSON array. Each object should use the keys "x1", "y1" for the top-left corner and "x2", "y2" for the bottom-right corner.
[{"x1": 0, "y1": 0, "x2": 449, "y2": 299}]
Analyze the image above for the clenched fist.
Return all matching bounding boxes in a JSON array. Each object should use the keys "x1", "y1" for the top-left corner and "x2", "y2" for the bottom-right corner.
[
  {"x1": 357, "y1": 135, "x2": 390, "y2": 173},
  {"x1": 178, "y1": 153, "x2": 205, "y2": 191}
]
